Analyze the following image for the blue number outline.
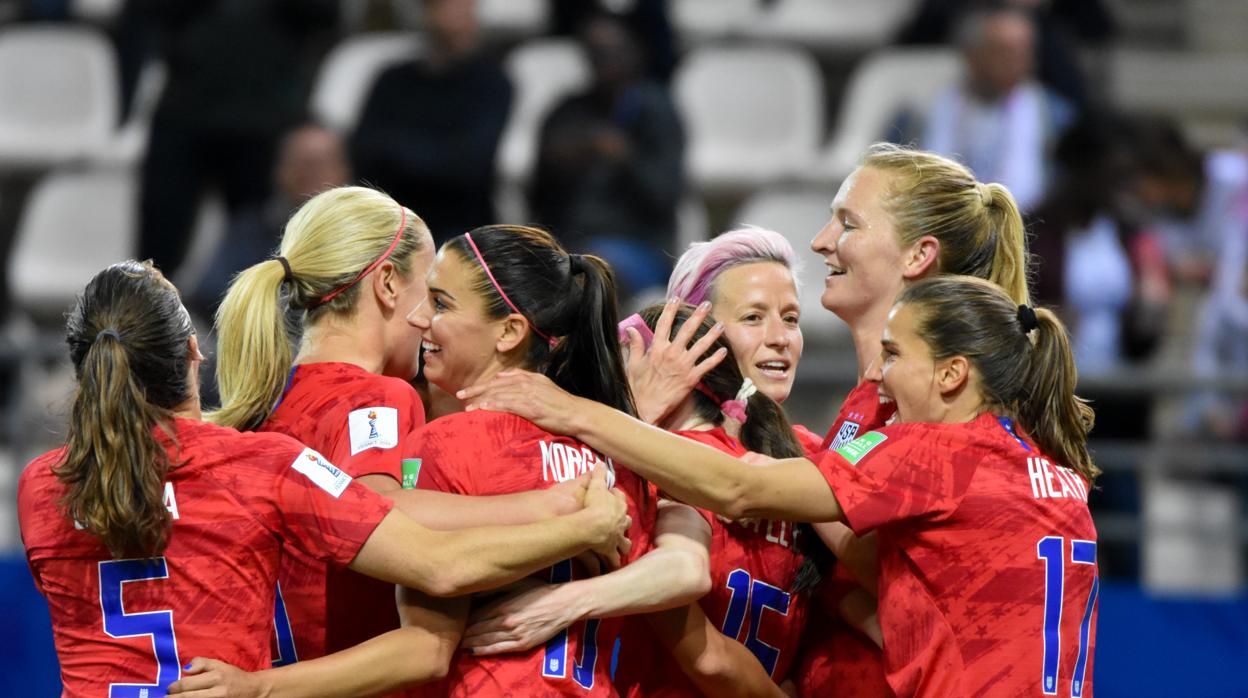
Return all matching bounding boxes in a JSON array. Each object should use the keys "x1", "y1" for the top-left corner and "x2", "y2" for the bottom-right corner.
[
  {"x1": 1036, "y1": 536, "x2": 1099, "y2": 697},
  {"x1": 272, "y1": 582, "x2": 298, "y2": 667},
  {"x1": 542, "y1": 559, "x2": 600, "y2": 688},
  {"x1": 98, "y1": 557, "x2": 181, "y2": 698},
  {"x1": 718, "y1": 568, "x2": 793, "y2": 677}
]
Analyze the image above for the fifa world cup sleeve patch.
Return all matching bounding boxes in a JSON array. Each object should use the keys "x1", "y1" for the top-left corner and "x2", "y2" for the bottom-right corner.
[
  {"x1": 834, "y1": 432, "x2": 887, "y2": 466},
  {"x1": 348, "y1": 406, "x2": 400, "y2": 455},
  {"x1": 292, "y1": 447, "x2": 353, "y2": 498}
]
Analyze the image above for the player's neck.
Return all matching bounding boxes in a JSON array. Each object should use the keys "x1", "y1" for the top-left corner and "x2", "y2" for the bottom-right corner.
[
  {"x1": 664, "y1": 399, "x2": 715, "y2": 433},
  {"x1": 849, "y1": 312, "x2": 888, "y2": 382},
  {"x1": 297, "y1": 322, "x2": 386, "y2": 375}
]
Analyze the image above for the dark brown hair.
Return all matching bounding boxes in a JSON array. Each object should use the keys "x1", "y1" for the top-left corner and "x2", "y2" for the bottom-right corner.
[
  {"x1": 445, "y1": 225, "x2": 636, "y2": 416},
  {"x1": 55, "y1": 260, "x2": 195, "y2": 557},
  {"x1": 897, "y1": 276, "x2": 1099, "y2": 483}
]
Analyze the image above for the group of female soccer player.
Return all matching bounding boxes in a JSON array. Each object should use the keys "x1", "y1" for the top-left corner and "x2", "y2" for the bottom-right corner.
[{"x1": 19, "y1": 143, "x2": 1099, "y2": 697}]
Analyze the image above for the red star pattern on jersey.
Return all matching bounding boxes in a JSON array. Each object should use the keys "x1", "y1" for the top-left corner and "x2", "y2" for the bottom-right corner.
[
  {"x1": 819, "y1": 381, "x2": 896, "y2": 453},
  {"x1": 616, "y1": 428, "x2": 809, "y2": 696},
  {"x1": 814, "y1": 413, "x2": 1099, "y2": 698},
  {"x1": 261, "y1": 362, "x2": 427, "y2": 663},
  {"x1": 412, "y1": 409, "x2": 656, "y2": 697},
  {"x1": 18, "y1": 418, "x2": 392, "y2": 697}
]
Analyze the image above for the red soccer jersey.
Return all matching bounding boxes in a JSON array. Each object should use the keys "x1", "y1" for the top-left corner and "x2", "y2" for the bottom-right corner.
[
  {"x1": 18, "y1": 418, "x2": 392, "y2": 697},
  {"x1": 814, "y1": 414, "x2": 1099, "y2": 697},
  {"x1": 616, "y1": 428, "x2": 810, "y2": 696},
  {"x1": 819, "y1": 381, "x2": 896, "y2": 453},
  {"x1": 261, "y1": 362, "x2": 427, "y2": 661},
  {"x1": 792, "y1": 424, "x2": 825, "y2": 455},
  {"x1": 412, "y1": 410, "x2": 656, "y2": 697}
]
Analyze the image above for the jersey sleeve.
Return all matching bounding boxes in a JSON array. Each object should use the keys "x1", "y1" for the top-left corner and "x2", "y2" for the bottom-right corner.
[
  {"x1": 264, "y1": 444, "x2": 395, "y2": 568},
  {"x1": 409, "y1": 421, "x2": 474, "y2": 496},
  {"x1": 813, "y1": 425, "x2": 979, "y2": 535},
  {"x1": 330, "y1": 379, "x2": 427, "y2": 483}
]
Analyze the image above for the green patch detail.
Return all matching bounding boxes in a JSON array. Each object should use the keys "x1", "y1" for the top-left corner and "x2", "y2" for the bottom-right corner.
[
  {"x1": 401, "y1": 458, "x2": 422, "y2": 489},
  {"x1": 834, "y1": 432, "x2": 888, "y2": 465}
]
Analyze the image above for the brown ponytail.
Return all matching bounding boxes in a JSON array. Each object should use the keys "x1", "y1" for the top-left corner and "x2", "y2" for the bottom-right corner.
[
  {"x1": 55, "y1": 261, "x2": 195, "y2": 557},
  {"x1": 897, "y1": 276, "x2": 1099, "y2": 483}
]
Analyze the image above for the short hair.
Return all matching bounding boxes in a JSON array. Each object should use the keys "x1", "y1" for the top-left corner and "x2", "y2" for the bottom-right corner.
[{"x1": 666, "y1": 226, "x2": 800, "y2": 306}]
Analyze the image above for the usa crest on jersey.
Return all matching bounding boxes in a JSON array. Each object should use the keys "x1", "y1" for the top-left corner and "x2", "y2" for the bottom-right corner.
[{"x1": 828, "y1": 421, "x2": 860, "y2": 451}]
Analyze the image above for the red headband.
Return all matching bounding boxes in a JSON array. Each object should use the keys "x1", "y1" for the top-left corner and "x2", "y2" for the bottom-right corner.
[
  {"x1": 318, "y1": 206, "x2": 407, "y2": 306},
  {"x1": 464, "y1": 232, "x2": 556, "y2": 347}
]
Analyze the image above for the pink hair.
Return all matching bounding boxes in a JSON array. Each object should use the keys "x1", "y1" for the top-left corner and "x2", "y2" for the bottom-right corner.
[{"x1": 666, "y1": 226, "x2": 800, "y2": 305}]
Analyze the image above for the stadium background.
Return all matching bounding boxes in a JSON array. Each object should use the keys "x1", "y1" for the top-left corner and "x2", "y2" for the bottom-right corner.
[{"x1": 1, "y1": 1, "x2": 1246, "y2": 695}]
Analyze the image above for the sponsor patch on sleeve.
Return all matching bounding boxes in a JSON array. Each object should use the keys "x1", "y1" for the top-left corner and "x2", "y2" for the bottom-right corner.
[
  {"x1": 834, "y1": 432, "x2": 887, "y2": 466},
  {"x1": 348, "y1": 406, "x2": 399, "y2": 455},
  {"x1": 292, "y1": 448, "x2": 353, "y2": 498}
]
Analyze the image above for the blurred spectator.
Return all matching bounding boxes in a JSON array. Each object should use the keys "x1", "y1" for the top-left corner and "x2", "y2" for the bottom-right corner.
[
  {"x1": 351, "y1": 0, "x2": 511, "y2": 244},
  {"x1": 922, "y1": 6, "x2": 1073, "y2": 212},
  {"x1": 897, "y1": 0, "x2": 1114, "y2": 111},
  {"x1": 185, "y1": 122, "x2": 350, "y2": 319},
  {"x1": 1120, "y1": 118, "x2": 1248, "y2": 287},
  {"x1": 1030, "y1": 115, "x2": 1170, "y2": 375},
  {"x1": 529, "y1": 12, "x2": 684, "y2": 299},
  {"x1": 133, "y1": 0, "x2": 339, "y2": 278},
  {"x1": 550, "y1": 0, "x2": 676, "y2": 83}
]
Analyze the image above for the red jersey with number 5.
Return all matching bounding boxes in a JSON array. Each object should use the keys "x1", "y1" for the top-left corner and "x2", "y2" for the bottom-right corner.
[
  {"x1": 412, "y1": 410, "x2": 655, "y2": 697},
  {"x1": 616, "y1": 427, "x2": 810, "y2": 696},
  {"x1": 18, "y1": 418, "x2": 392, "y2": 697},
  {"x1": 814, "y1": 413, "x2": 1099, "y2": 698},
  {"x1": 261, "y1": 362, "x2": 427, "y2": 661}
]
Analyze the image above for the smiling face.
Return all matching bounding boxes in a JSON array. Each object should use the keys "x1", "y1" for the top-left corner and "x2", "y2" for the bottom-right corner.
[
  {"x1": 869, "y1": 302, "x2": 946, "y2": 425},
  {"x1": 420, "y1": 247, "x2": 510, "y2": 395},
  {"x1": 710, "y1": 262, "x2": 803, "y2": 404},
  {"x1": 381, "y1": 234, "x2": 436, "y2": 381},
  {"x1": 810, "y1": 167, "x2": 909, "y2": 325}
]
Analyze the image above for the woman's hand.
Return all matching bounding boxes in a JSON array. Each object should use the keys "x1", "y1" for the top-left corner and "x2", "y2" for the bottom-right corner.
[
  {"x1": 457, "y1": 370, "x2": 580, "y2": 434},
  {"x1": 627, "y1": 299, "x2": 728, "y2": 424},
  {"x1": 167, "y1": 658, "x2": 271, "y2": 698},
  {"x1": 580, "y1": 466, "x2": 632, "y2": 569},
  {"x1": 462, "y1": 582, "x2": 583, "y2": 655}
]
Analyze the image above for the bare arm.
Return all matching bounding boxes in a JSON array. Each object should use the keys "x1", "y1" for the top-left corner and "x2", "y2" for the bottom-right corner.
[
  {"x1": 359, "y1": 473, "x2": 586, "y2": 529},
  {"x1": 462, "y1": 500, "x2": 713, "y2": 654},
  {"x1": 460, "y1": 372, "x2": 843, "y2": 523},
  {"x1": 169, "y1": 588, "x2": 468, "y2": 698},
  {"x1": 813, "y1": 524, "x2": 878, "y2": 596},
  {"x1": 350, "y1": 467, "x2": 630, "y2": 597},
  {"x1": 646, "y1": 603, "x2": 788, "y2": 698}
]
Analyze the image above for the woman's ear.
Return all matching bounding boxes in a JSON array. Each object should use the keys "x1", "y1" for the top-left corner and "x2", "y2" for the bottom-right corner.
[
  {"x1": 372, "y1": 261, "x2": 401, "y2": 310},
  {"x1": 902, "y1": 236, "x2": 941, "y2": 280},
  {"x1": 935, "y1": 355, "x2": 970, "y2": 396},
  {"x1": 495, "y1": 313, "x2": 530, "y2": 354},
  {"x1": 188, "y1": 334, "x2": 205, "y2": 363}
]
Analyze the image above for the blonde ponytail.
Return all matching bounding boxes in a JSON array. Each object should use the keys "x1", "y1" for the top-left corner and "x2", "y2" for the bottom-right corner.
[{"x1": 210, "y1": 186, "x2": 430, "y2": 431}]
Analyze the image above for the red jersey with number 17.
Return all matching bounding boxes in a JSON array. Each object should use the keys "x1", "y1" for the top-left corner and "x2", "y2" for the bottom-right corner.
[
  {"x1": 18, "y1": 418, "x2": 392, "y2": 697},
  {"x1": 615, "y1": 427, "x2": 809, "y2": 696},
  {"x1": 412, "y1": 410, "x2": 656, "y2": 697},
  {"x1": 261, "y1": 362, "x2": 427, "y2": 661},
  {"x1": 815, "y1": 413, "x2": 1099, "y2": 698}
]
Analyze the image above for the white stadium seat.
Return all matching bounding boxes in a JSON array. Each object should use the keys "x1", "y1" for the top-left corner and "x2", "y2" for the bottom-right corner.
[
  {"x1": 478, "y1": 0, "x2": 549, "y2": 37},
  {"x1": 670, "y1": 0, "x2": 758, "y2": 41},
  {"x1": 733, "y1": 186, "x2": 849, "y2": 344},
  {"x1": 812, "y1": 47, "x2": 960, "y2": 183},
  {"x1": 750, "y1": 0, "x2": 917, "y2": 49},
  {"x1": 10, "y1": 167, "x2": 136, "y2": 321},
  {"x1": 675, "y1": 46, "x2": 824, "y2": 191},
  {"x1": 310, "y1": 32, "x2": 424, "y2": 134},
  {"x1": 497, "y1": 38, "x2": 590, "y2": 182},
  {"x1": 0, "y1": 26, "x2": 119, "y2": 171}
]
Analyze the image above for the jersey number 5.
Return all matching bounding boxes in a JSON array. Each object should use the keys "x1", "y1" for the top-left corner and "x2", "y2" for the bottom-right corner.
[
  {"x1": 1037, "y1": 537, "x2": 1098, "y2": 697},
  {"x1": 721, "y1": 568, "x2": 792, "y2": 676},
  {"x1": 542, "y1": 559, "x2": 601, "y2": 689},
  {"x1": 99, "y1": 557, "x2": 181, "y2": 697}
]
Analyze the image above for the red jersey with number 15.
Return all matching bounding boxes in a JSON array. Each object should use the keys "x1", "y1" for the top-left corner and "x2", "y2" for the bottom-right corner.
[
  {"x1": 261, "y1": 362, "x2": 427, "y2": 661},
  {"x1": 616, "y1": 427, "x2": 809, "y2": 696},
  {"x1": 413, "y1": 410, "x2": 656, "y2": 698},
  {"x1": 815, "y1": 413, "x2": 1099, "y2": 698},
  {"x1": 18, "y1": 418, "x2": 392, "y2": 697}
]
